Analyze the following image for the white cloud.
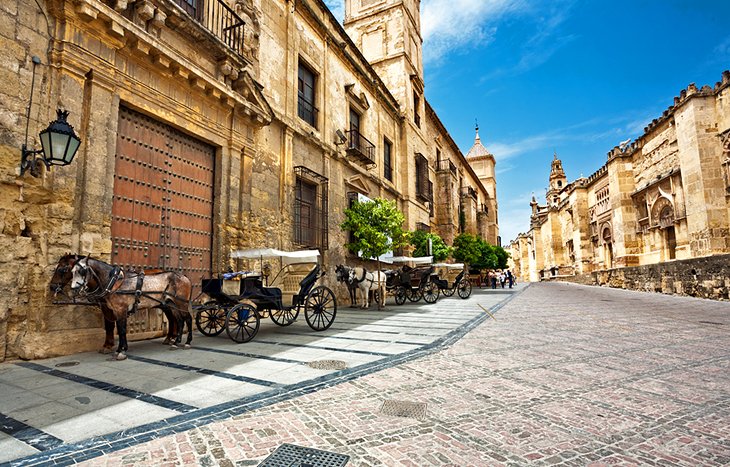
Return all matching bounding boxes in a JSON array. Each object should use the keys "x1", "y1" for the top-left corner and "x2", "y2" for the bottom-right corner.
[{"x1": 422, "y1": 0, "x2": 526, "y2": 64}]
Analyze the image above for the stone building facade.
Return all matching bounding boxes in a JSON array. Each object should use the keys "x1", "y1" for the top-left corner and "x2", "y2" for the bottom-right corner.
[
  {"x1": 0, "y1": 0, "x2": 497, "y2": 361},
  {"x1": 510, "y1": 72, "x2": 730, "y2": 295}
]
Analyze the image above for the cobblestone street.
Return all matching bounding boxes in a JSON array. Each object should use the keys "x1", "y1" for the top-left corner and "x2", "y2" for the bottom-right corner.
[{"x1": 60, "y1": 282, "x2": 729, "y2": 466}]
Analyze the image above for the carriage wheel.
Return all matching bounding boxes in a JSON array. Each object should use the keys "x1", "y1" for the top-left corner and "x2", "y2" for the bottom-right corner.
[
  {"x1": 442, "y1": 285, "x2": 456, "y2": 297},
  {"x1": 270, "y1": 305, "x2": 299, "y2": 326},
  {"x1": 423, "y1": 281, "x2": 440, "y2": 303},
  {"x1": 394, "y1": 287, "x2": 407, "y2": 305},
  {"x1": 407, "y1": 287, "x2": 422, "y2": 302},
  {"x1": 304, "y1": 286, "x2": 337, "y2": 331},
  {"x1": 194, "y1": 303, "x2": 228, "y2": 336},
  {"x1": 457, "y1": 279, "x2": 472, "y2": 299},
  {"x1": 225, "y1": 304, "x2": 260, "y2": 343}
]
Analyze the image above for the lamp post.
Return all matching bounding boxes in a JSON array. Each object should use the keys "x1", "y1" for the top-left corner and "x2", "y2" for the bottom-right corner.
[{"x1": 18, "y1": 56, "x2": 81, "y2": 177}]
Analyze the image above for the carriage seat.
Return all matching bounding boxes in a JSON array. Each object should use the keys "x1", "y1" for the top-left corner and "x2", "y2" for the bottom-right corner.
[{"x1": 269, "y1": 263, "x2": 315, "y2": 307}]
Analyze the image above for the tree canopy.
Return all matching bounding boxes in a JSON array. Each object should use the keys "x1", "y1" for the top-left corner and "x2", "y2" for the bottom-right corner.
[
  {"x1": 409, "y1": 230, "x2": 452, "y2": 261},
  {"x1": 452, "y1": 233, "x2": 510, "y2": 269},
  {"x1": 340, "y1": 198, "x2": 408, "y2": 262}
]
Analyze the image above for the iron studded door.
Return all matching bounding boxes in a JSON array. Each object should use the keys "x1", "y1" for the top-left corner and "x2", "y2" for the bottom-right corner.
[{"x1": 112, "y1": 107, "x2": 214, "y2": 337}]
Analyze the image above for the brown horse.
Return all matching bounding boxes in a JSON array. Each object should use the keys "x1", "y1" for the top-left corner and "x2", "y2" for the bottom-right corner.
[{"x1": 50, "y1": 254, "x2": 181, "y2": 359}]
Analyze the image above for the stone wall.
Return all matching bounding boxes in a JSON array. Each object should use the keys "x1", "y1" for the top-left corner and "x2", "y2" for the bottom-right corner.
[{"x1": 556, "y1": 254, "x2": 730, "y2": 300}]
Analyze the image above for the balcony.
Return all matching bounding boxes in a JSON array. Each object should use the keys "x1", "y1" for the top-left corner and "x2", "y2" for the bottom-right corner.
[
  {"x1": 480, "y1": 203, "x2": 489, "y2": 214},
  {"x1": 172, "y1": 0, "x2": 246, "y2": 56},
  {"x1": 460, "y1": 186, "x2": 477, "y2": 200},
  {"x1": 436, "y1": 158, "x2": 457, "y2": 175},
  {"x1": 416, "y1": 222, "x2": 431, "y2": 233},
  {"x1": 345, "y1": 129, "x2": 376, "y2": 167}
]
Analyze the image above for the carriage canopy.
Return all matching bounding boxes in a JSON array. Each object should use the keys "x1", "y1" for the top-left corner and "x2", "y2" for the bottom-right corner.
[{"x1": 230, "y1": 248, "x2": 320, "y2": 265}]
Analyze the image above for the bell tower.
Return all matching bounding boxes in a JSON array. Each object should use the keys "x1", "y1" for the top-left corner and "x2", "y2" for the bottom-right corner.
[
  {"x1": 547, "y1": 152, "x2": 567, "y2": 206},
  {"x1": 344, "y1": 0, "x2": 424, "y2": 107}
]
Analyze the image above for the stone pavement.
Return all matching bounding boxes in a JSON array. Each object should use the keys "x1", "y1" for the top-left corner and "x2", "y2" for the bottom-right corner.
[
  {"x1": 0, "y1": 285, "x2": 517, "y2": 466},
  {"x1": 6, "y1": 282, "x2": 730, "y2": 466}
]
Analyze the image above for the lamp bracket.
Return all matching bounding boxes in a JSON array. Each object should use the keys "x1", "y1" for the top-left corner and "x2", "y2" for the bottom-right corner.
[{"x1": 20, "y1": 144, "x2": 45, "y2": 177}]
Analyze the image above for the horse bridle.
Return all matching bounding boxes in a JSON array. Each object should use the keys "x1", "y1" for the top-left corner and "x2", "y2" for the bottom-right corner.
[{"x1": 75, "y1": 259, "x2": 124, "y2": 300}]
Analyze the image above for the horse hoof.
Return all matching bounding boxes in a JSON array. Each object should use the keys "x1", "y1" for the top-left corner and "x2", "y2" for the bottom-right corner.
[
  {"x1": 184, "y1": 344, "x2": 191, "y2": 349},
  {"x1": 115, "y1": 353, "x2": 128, "y2": 361},
  {"x1": 162, "y1": 338, "x2": 172, "y2": 345},
  {"x1": 169, "y1": 344, "x2": 178, "y2": 350},
  {"x1": 99, "y1": 348, "x2": 113, "y2": 354}
]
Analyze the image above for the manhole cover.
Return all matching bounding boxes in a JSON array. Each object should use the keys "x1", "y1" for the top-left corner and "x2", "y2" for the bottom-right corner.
[
  {"x1": 258, "y1": 443, "x2": 349, "y2": 467},
  {"x1": 380, "y1": 400, "x2": 427, "y2": 419},
  {"x1": 307, "y1": 360, "x2": 347, "y2": 370},
  {"x1": 54, "y1": 361, "x2": 80, "y2": 368}
]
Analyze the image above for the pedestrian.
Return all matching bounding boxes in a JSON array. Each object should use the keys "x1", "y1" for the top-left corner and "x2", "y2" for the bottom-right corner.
[
  {"x1": 490, "y1": 270, "x2": 497, "y2": 289},
  {"x1": 500, "y1": 270, "x2": 506, "y2": 288},
  {"x1": 507, "y1": 269, "x2": 514, "y2": 288}
]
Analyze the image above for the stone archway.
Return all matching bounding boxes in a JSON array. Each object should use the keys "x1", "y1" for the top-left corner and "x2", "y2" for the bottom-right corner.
[{"x1": 601, "y1": 224, "x2": 613, "y2": 269}]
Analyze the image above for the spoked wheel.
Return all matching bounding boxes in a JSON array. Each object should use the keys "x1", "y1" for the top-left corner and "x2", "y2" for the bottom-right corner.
[
  {"x1": 225, "y1": 304, "x2": 260, "y2": 343},
  {"x1": 194, "y1": 303, "x2": 228, "y2": 336},
  {"x1": 270, "y1": 305, "x2": 299, "y2": 326},
  {"x1": 457, "y1": 279, "x2": 472, "y2": 299},
  {"x1": 442, "y1": 285, "x2": 456, "y2": 297},
  {"x1": 394, "y1": 287, "x2": 407, "y2": 305},
  {"x1": 305, "y1": 286, "x2": 337, "y2": 331},
  {"x1": 423, "y1": 282, "x2": 440, "y2": 303},
  {"x1": 407, "y1": 287, "x2": 422, "y2": 302}
]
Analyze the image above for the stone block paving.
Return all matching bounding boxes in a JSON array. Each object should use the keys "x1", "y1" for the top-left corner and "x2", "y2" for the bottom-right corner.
[{"x1": 64, "y1": 284, "x2": 730, "y2": 465}]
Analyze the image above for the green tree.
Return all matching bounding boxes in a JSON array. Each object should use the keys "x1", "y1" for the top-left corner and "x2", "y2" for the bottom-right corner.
[
  {"x1": 409, "y1": 230, "x2": 452, "y2": 261},
  {"x1": 340, "y1": 198, "x2": 408, "y2": 307},
  {"x1": 452, "y1": 233, "x2": 481, "y2": 266}
]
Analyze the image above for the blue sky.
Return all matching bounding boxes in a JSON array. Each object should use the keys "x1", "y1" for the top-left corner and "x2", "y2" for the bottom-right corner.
[{"x1": 324, "y1": 0, "x2": 730, "y2": 244}]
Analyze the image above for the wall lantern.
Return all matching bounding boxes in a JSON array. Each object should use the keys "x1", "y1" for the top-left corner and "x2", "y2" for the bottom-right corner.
[{"x1": 19, "y1": 56, "x2": 81, "y2": 177}]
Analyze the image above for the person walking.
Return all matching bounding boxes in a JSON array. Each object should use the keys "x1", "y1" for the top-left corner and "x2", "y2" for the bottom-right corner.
[{"x1": 507, "y1": 269, "x2": 514, "y2": 288}]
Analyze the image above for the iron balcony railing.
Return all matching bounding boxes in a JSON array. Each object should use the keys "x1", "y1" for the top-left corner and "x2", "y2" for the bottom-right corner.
[
  {"x1": 173, "y1": 0, "x2": 246, "y2": 56},
  {"x1": 345, "y1": 129, "x2": 376, "y2": 167},
  {"x1": 436, "y1": 158, "x2": 457, "y2": 175},
  {"x1": 460, "y1": 186, "x2": 477, "y2": 200}
]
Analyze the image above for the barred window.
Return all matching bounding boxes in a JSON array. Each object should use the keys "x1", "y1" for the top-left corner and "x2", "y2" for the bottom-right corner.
[
  {"x1": 294, "y1": 166, "x2": 328, "y2": 250},
  {"x1": 383, "y1": 138, "x2": 393, "y2": 182},
  {"x1": 415, "y1": 153, "x2": 430, "y2": 201}
]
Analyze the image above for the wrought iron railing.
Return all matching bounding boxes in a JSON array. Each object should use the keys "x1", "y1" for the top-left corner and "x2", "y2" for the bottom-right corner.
[
  {"x1": 345, "y1": 129, "x2": 376, "y2": 166},
  {"x1": 293, "y1": 166, "x2": 328, "y2": 250},
  {"x1": 436, "y1": 158, "x2": 457, "y2": 174},
  {"x1": 173, "y1": 0, "x2": 246, "y2": 55},
  {"x1": 416, "y1": 222, "x2": 431, "y2": 232},
  {"x1": 460, "y1": 186, "x2": 477, "y2": 200}
]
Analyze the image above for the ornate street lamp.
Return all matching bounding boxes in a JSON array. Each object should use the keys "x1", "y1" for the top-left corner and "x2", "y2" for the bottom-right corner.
[
  {"x1": 21, "y1": 109, "x2": 81, "y2": 176},
  {"x1": 18, "y1": 56, "x2": 82, "y2": 177}
]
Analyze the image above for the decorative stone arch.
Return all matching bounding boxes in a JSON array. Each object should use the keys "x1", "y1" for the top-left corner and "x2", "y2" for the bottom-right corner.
[
  {"x1": 600, "y1": 222, "x2": 613, "y2": 245},
  {"x1": 650, "y1": 196, "x2": 674, "y2": 228}
]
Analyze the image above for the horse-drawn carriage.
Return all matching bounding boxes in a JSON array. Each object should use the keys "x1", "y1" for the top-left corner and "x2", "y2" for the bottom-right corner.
[
  {"x1": 383, "y1": 256, "x2": 439, "y2": 305},
  {"x1": 431, "y1": 263, "x2": 472, "y2": 299},
  {"x1": 194, "y1": 248, "x2": 337, "y2": 343}
]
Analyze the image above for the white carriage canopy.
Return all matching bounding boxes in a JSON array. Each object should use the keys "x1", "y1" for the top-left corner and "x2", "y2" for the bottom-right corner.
[
  {"x1": 389, "y1": 256, "x2": 433, "y2": 265},
  {"x1": 230, "y1": 248, "x2": 321, "y2": 265}
]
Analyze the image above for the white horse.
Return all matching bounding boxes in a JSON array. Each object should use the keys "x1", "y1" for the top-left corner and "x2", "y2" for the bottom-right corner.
[{"x1": 348, "y1": 267, "x2": 387, "y2": 310}]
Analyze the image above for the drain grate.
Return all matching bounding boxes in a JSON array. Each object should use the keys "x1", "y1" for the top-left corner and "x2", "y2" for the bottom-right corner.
[
  {"x1": 257, "y1": 443, "x2": 349, "y2": 467},
  {"x1": 380, "y1": 400, "x2": 427, "y2": 420},
  {"x1": 54, "y1": 361, "x2": 80, "y2": 368},
  {"x1": 307, "y1": 360, "x2": 347, "y2": 370}
]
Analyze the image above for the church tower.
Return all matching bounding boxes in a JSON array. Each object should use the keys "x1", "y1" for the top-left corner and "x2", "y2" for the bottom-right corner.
[
  {"x1": 344, "y1": 0, "x2": 424, "y2": 116},
  {"x1": 466, "y1": 124, "x2": 499, "y2": 244},
  {"x1": 547, "y1": 152, "x2": 567, "y2": 207}
]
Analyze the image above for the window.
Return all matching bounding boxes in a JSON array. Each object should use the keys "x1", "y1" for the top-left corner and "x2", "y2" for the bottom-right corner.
[
  {"x1": 294, "y1": 166, "x2": 328, "y2": 250},
  {"x1": 349, "y1": 107, "x2": 361, "y2": 133},
  {"x1": 297, "y1": 62, "x2": 318, "y2": 127},
  {"x1": 413, "y1": 92, "x2": 420, "y2": 128},
  {"x1": 383, "y1": 138, "x2": 393, "y2": 182},
  {"x1": 415, "y1": 153, "x2": 430, "y2": 201}
]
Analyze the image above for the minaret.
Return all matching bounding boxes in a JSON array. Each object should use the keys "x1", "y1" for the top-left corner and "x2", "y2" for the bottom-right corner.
[{"x1": 547, "y1": 152, "x2": 567, "y2": 206}]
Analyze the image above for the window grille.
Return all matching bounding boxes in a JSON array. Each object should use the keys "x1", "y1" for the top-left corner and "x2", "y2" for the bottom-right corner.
[
  {"x1": 294, "y1": 166, "x2": 328, "y2": 250},
  {"x1": 415, "y1": 153, "x2": 431, "y2": 202}
]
